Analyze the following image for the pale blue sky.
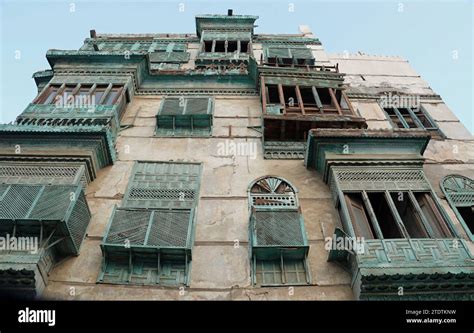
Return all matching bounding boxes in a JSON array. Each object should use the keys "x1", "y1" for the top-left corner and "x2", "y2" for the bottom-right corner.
[{"x1": 1, "y1": 0, "x2": 472, "y2": 132}]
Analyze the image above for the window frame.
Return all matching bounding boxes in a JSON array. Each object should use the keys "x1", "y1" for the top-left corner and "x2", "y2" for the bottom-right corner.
[
  {"x1": 342, "y1": 190, "x2": 454, "y2": 240},
  {"x1": 262, "y1": 83, "x2": 356, "y2": 116},
  {"x1": 248, "y1": 176, "x2": 311, "y2": 286},
  {"x1": 34, "y1": 83, "x2": 125, "y2": 107},
  {"x1": 382, "y1": 105, "x2": 444, "y2": 138},
  {"x1": 155, "y1": 96, "x2": 214, "y2": 137}
]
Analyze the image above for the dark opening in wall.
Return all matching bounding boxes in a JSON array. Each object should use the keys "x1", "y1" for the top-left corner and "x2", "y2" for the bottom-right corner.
[
  {"x1": 204, "y1": 41, "x2": 213, "y2": 52},
  {"x1": 414, "y1": 192, "x2": 452, "y2": 237},
  {"x1": 267, "y1": 85, "x2": 280, "y2": 104},
  {"x1": 214, "y1": 41, "x2": 225, "y2": 52},
  {"x1": 241, "y1": 41, "x2": 249, "y2": 53},
  {"x1": 391, "y1": 192, "x2": 428, "y2": 238},
  {"x1": 398, "y1": 108, "x2": 418, "y2": 128},
  {"x1": 316, "y1": 88, "x2": 332, "y2": 106},
  {"x1": 300, "y1": 87, "x2": 317, "y2": 107},
  {"x1": 368, "y1": 192, "x2": 403, "y2": 238},
  {"x1": 282, "y1": 86, "x2": 298, "y2": 108},
  {"x1": 458, "y1": 206, "x2": 474, "y2": 233},
  {"x1": 227, "y1": 41, "x2": 238, "y2": 52}
]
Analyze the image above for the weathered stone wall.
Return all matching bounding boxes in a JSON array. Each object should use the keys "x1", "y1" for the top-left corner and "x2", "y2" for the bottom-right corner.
[
  {"x1": 43, "y1": 96, "x2": 354, "y2": 300},
  {"x1": 42, "y1": 45, "x2": 473, "y2": 301}
]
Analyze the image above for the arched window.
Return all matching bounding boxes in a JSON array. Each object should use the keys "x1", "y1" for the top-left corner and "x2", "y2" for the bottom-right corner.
[
  {"x1": 248, "y1": 176, "x2": 310, "y2": 286},
  {"x1": 248, "y1": 175, "x2": 298, "y2": 208},
  {"x1": 441, "y1": 175, "x2": 474, "y2": 240}
]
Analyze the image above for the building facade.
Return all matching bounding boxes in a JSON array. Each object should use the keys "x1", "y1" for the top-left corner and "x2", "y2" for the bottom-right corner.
[{"x1": 0, "y1": 11, "x2": 473, "y2": 300}]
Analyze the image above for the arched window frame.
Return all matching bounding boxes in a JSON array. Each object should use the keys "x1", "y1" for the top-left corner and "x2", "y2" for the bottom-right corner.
[{"x1": 247, "y1": 175, "x2": 310, "y2": 286}]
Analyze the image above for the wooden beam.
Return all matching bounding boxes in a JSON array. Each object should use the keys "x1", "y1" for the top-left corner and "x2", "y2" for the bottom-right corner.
[
  {"x1": 278, "y1": 84, "x2": 286, "y2": 115},
  {"x1": 342, "y1": 90, "x2": 356, "y2": 116},
  {"x1": 33, "y1": 83, "x2": 51, "y2": 104},
  {"x1": 261, "y1": 76, "x2": 267, "y2": 114},
  {"x1": 329, "y1": 88, "x2": 342, "y2": 115},
  {"x1": 71, "y1": 83, "x2": 81, "y2": 96},
  {"x1": 295, "y1": 85, "x2": 305, "y2": 115},
  {"x1": 311, "y1": 86, "x2": 323, "y2": 113},
  {"x1": 112, "y1": 86, "x2": 124, "y2": 105},
  {"x1": 99, "y1": 83, "x2": 113, "y2": 105},
  {"x1": 361, "y1": 191, "x2": 384, "y2": 239}
]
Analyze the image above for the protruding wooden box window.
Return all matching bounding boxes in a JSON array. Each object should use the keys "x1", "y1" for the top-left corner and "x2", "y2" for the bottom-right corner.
[
  {"x1": 0, "y1": 183, "x2": 91, "y2": 299},
  {"x1": 155, "y1": 96, "x2": 213, "y2": 137},
  {"x1": 248, "y1": 176, "x2": 311, "y2": 286},
  {"x1": 441, "y1": 175, "x2": 474, "y2": 241},
  {"x1": 34, "y1": 83, "x2": 125, "y2": 107},
  {"x1": 264, "y1": 84, "x2": 356, "y2": 116},
  {"x1": 200, "y1": 31, "x2": 250, "y2": 55},
  {"x1": 263, "y1": 45, "x2": 315, "y2": 67},
  {"x1": 261, "y1": 80, "x2": 365, "y2": 159},
  {"x1": 99, "y1": 161, "x2": 202, "y2": 286}
]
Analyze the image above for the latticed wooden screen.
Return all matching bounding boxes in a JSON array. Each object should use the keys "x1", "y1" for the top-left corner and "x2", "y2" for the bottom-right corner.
[
  {"x1": 0, "y1": 163, "x2": 86, "y2": 188},
  {"x1": 248, "y1": 176, "x2": 310, "y2": 286},
  {"x1": 105, "y1": 208, "x2": 193, "y2": 248},
  {"x1": 156, "y1": 97, "x2": 213, "y2": 137},
  {"x1": 265, "y1": 45, "x2": 314, "y2": 64},
  {"x1": 252, "y1": 210, "x2": 306, "y2": 247},
  {"x1": 100, "y1": 161, "x2": 201, "y2": 286},
  {"x1": 123, "y1": 161, "x2": 202, "y2": 209},
  {"x1": 0, "y1": 184, "x2": 90, "y2": 255},
  {"x1": 332, "y1": 167, "x2": 432, "y2": 192}
]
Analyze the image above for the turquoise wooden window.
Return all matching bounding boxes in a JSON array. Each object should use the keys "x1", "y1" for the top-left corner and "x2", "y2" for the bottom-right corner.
[
  {"x1": 156, "y1": 97, "x2": 213, "y2": 137},
  {"x1": 264, "y1": 45, "x2": 315, "y2": 66},
  {"x1": 329, "y1": 167, "x2": 458, "y2": 241},
  {"x1": 122, "y1": 161, "x2": 202, "y2": 209},
  {"x1": 99, "y1": 161, "x2": 202, "y2": 286},
  {"x1": 248, "y1": 176, "x2": 311, "y2": 286},
  {"x1": 441, "y1": 175, "x2": 474, "y2": 241},
  {"x1": 0, "y1": 183, "x2": 90, "y2": 255},
  {"x1": 0, "y1": 183, "x2": 91, "y2": 299}
]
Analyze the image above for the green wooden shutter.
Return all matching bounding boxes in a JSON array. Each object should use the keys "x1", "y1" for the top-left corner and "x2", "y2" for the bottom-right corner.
[
  {"x1": 156, "y1": 97, "x2": 213, "y2": 136},
  {"x1": 100, "y1": 161, "x2": 201, "y2": 286},
  {"x1": 123, "y1": 161, "x2": 202, "y2": 209}
]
